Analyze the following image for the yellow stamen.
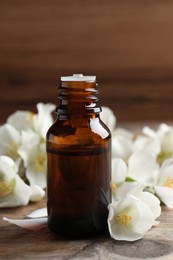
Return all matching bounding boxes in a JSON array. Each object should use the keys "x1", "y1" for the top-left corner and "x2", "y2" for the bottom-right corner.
[
  {"x1": 35, "y1": 154, "x2": 45, "y2": 172},
  {"x1": 163, "y1": 176, "x2": 173, "y2": 188},
  {"x1": 26, "y1": 112, "x2": 34, "y2": 123},
  {"x1": 117, "y1": 212, "x2": 132, "y2": 226},
  {"x1": 112, "y1": 181, "x2": 117, "y2": 191},
  {"x1": 157, "y1": 151, "x2": 172, "y2": 165},
  {"x1": 0, "y1": 181, "x2": 13, "y2": 197},
  {"x1": 6, "y1": 141, "x2": 18, "y2": 159}
]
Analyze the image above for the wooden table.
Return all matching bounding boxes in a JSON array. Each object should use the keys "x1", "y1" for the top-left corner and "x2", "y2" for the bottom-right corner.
[
  {"x1": 1, "y1": 122, "x2": 173, "y2": 259},
  {"x1": 0, "y1": 199, "x2": 173, "y2": 260}
]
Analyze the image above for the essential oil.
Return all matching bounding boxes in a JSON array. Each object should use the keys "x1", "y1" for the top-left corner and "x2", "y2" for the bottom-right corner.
[{"x1": 46, "y1": 74, "x2": 111, "y2": 238}]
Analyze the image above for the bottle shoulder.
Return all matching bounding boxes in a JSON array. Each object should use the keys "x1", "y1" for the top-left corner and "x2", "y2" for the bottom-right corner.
[
  {"x1": 47, "y1": 120, "x2": 75, "y2": 137},
  {"x1": 47, "y1": 118, "x2": 111, "y2": 147}
]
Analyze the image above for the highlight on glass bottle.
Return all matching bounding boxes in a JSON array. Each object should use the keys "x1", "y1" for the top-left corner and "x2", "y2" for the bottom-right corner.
[{"x1": 46, "y1": 74, "x2": 111, "y2": 238}]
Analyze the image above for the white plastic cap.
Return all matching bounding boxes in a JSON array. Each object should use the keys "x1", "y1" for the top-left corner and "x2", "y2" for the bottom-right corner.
[{"x1": 61, "y1": 74, "x2": 96, "y2": 82}]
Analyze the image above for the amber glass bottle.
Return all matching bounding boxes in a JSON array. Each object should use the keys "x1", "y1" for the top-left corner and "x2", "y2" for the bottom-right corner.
[{"x1": 46, "y1": 74, "x2": 111, "y2": 238}]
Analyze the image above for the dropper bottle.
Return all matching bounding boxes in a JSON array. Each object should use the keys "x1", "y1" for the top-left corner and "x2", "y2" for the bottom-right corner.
[{"x1": 46, "y1": 74, "x2": 111, "y2": 238}]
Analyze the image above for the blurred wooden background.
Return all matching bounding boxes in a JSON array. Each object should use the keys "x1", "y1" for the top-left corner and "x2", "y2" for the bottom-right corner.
[{"x1": 1, "y1": 0, "x2": 173, "y2": 123}]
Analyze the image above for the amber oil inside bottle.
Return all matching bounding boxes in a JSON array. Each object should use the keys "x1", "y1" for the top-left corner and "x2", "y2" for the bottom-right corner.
[{"x1": 46, "y1": 74, "x2": 111, "y2": 238}]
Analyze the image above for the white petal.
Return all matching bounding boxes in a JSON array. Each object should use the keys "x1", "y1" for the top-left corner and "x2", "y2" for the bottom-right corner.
[
  {"x1": 143, "y1": 126, "x2": 157, "y2": 138},
  {"x1": 0, "y1": 156, "x2": 18, "y2": 173},
  {"x1": 33, "y1": 103, "x2": 56, "y2": 138},
  {"x1": 138, "y1": 191, "x2": 161, "y2": 219},
  {"x1": 37, "y1": 102, "x2": 55, "y2": 115},
  {"x1": 160, "y1": 158, "x2": 173, "y2": 172},
  {"x1": 158, "y1": 123, "x2": 171, "y2": 132},
  {"x1": 114, "y1": 182, "x2": 142, "y2": 201},
  {"x1": 160, "y1": 130, "x2": 173, "y2": 153},
  {"x1": 0, "y1": 124, "x2": 20, "y2": 159},
  {"x1": 19, "y1": 141, "x2": 46, "y2": 189},
  {"x1": 108, "y1": 202, "x2": 141, "y2": 241},
  {"x1": 30, "y1": 185, "x2": 45, "y2": 202},
  {"x1": 134, "y1": 135, "x2": 161, "y2": 156},
  {"x1": 129, "y1": 195, "x2": 155, "y2": 234},
  {"x1": 113, "y1": 128, "x2": 134, "y2": 140},
  {"x1": 154, "y1": 186, "x2": 173, "y2": 208},
  {"x1": 100, "y1": 106, "x2": 116, "y2": 132},
  {"x1": 112, "y1": 158, "x2": 127, "y2": 183},
  {"x1": 108, "y1": 195, "x2": 155, "y2": 241},
  {"x1": 27, "y1": 208, "x2": 47, "y2": 218},
  {"x1": 0, "y1": 175, "x2": 32, "y2": 208},
  {"x1": 0, "y1": 165, "x2": 15, "y2": 185},
  {"x1": 128, "y1": 151, "x2": 159, "y2": 186},
  {"x1": 0, "y1": 157, "x2": 32, "y2": 208},
  {"x1": 18, "y1": 131, "x2": 40, "y2": 167},
  {"x1": 157, "y1": 163, "x2": 173, "y2": 186},
  {"x1": 3, "y1": 217, "x2": 47, "y2": 230},
  {"x1": 7, "y1": 111, "x2": 34, "y2": 131},
  {"x1": 0, "y1": 124, "x2": 20, "y2": 146},
  {"x1": 117, "y1": 183, "x2": 159, "y2": 205},
  {"x1": 112, "y1": 135, "x2": 133, "y2": 161},
  {"x1": 26, "y1": 167, "x2": 46, "y2": 189},
  {"x1": 20, "y1": 129, "x2": 40, "y2": 147}
]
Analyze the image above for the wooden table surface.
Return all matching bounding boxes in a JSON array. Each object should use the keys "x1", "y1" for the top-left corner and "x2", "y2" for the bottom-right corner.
[
  {"x1": 0, "y1": 199, "x2": 173, "y2": 260},
  {"x1": 1, "y1": 122, "x2": 173, "y2": 260}
]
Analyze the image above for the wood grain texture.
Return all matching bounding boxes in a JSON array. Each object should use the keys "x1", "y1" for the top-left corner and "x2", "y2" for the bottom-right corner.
[
  {"x1": 1, "y1": 1, "x2": 173, "y2": 122},
  {"x1": 0, "y1": 199, "x2": 173, "y2": 259}
]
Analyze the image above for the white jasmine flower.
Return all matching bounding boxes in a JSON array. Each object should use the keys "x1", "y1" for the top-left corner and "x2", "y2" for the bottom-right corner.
[
  {"x1": 112, "y1": 181, "x2": 136, "y2": 202},
  {"x1": 142, "y1": 125, "x2": 158, "y2": 138},
  {"x1": 7, "y1": 111, "x2": 34, "y2": 131},
  {"x1": 100, "y1": 106, "x2": 116, "y2": 132},
  {"x1": 138, "y1": 190, "x2": 161, "y2": 222},
  {"x1": 0, "y1": 155, "x2": 18, "y2": 172},
  {"x1": 30, "y1": 185, "x2": 45, "y2": 202},
  {"x1": 18, "y1": 133, "x2": 46, "y2": 189},
  {"x1": 143, "y1": 123, "x2": 171, "y2": 140},
  {"x1": 111, "y1": 158, "x2": 127, "y2": 200},
  {"x1": 0, "y1": 103, "x2": 56, "y2": 208},
  {"x1": 108, "y1": 194, "x2": 156, "y2": 241},
  {"x1": 158, "y1": 125, "x2": 173, "y2": 163},
  {"x1": 7, "y1": 103, "x2": 56, "y2": 139},
  {"x1": 0, "y1": 156, "x2": 32, "y2": 208},
  {"x1": 134, "y1": 135, "x2": 161, "y2": 156},
  {"x1": 127, "y1": 151, "x2": 159, "y2": 187},
  {"x1": 112, "y1": 181, "x2": 145, "y2": 202},
  {"x1": 112, "y1": 128, "x2": 134, "y2": 161},
  {"x1": 114, "y1": 182, "x2": 161, "y2": 220},
  {"x1": 143, "y1": 124, "x2": 173, "y2": 164},
  {"x1": 154, "y1": 159, "x2": 173, "y2": 208},
  {"x1": 32, "y1": 103, "x2": 56, "y2": 138},
  {"x1": 0, "y1": 124, "x2": 21, "y2": 160},
  {"x1": 112, "y1": 152, "x2": 159, "y2": 190},
  {"x1": 111, "y1": 165, "x2": 161, "y2": 223}
]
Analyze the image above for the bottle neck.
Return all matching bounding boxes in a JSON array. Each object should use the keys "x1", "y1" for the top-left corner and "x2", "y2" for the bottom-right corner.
[{"x1": 56, "y1": 80, "x2": 101, "y2": 117}]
